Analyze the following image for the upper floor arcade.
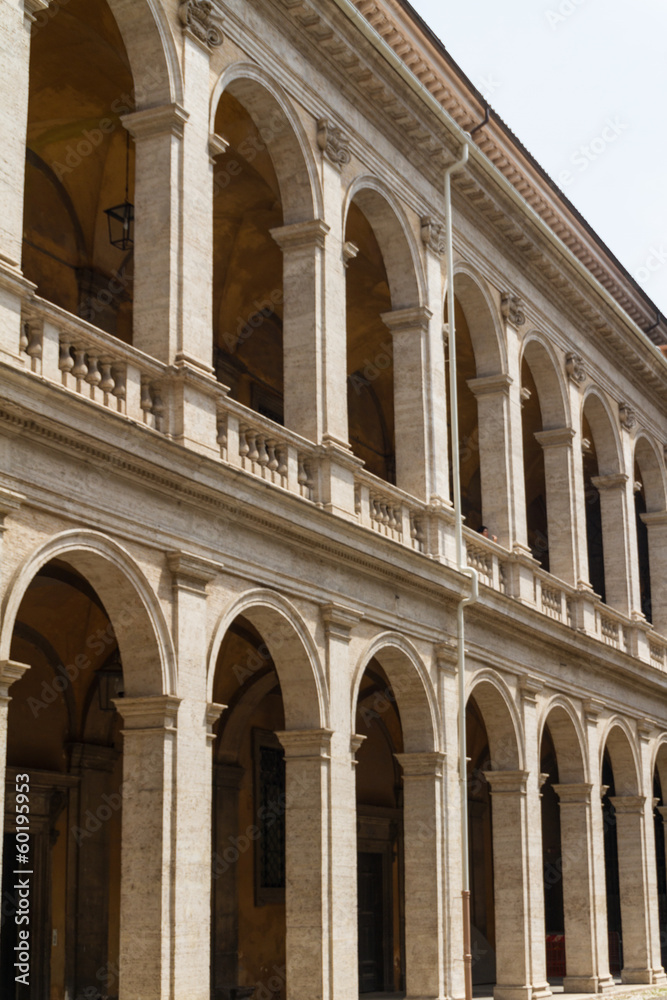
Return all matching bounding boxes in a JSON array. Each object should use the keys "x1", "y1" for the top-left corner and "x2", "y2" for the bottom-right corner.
[{"x1": 1, "y1": 0, "x2": 667, "y2": 666}]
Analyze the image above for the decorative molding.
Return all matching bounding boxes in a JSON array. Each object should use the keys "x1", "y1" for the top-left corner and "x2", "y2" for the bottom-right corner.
[
  {"x1": 342, "y1": 241, "x2": 359, "y2": 268},
  {"x1": 467, "y1": 373, "x2": 513, "y2": 398},
  {"x1": 483, "y1": 769, "x2": 529, "y2": 794},
  {"x1": 271, "y1": 219, "x2": 330, "y2": 252},
  {"x1": 0, "y1": 487, "x2": 25, "y2": 533},
  {"x1": 320, "y1": 602, "x2": 363, "y2": 641},
  {"x1": 534, "y1": 427, "x2": 576, "y2": 450},
  {"x1": 208, "y1": 132, "x2": 229, "y2": 164},
  {"x1": 167, "y1": 550, "x2": 221, "y2": 594},
  {"x1": 381, "y1": 306, "x2": 432, "y2": 335},
  {"x1": 590, "y1": 473, "x2": 629, "y2": 492},
  {"x1": 350, "y1": 733, "x2": 366, "y2": 766},
  {"x1": 275, "y1": 728, "x2": 334, "y2": 759},
  {"x1": 395, "y1": 751, "x2": 446, "y2": 778},
  {"x1": 552, "y1": 782, "x2": 594, "y2": 805},
  {"x1": 609, "y1": 794, "x2": 646, "y2": 814},
  {"x1": 435, "y1": 639, "x2": 458, "y2": 674},
  {"x1": 421, "y1": 216, "x2": 446, "y2": 256},
  {"x1": 179, "y1": 0, "x2": 224, "y2": 49},
  {"x1": 0, "y1": 660, "x2": 30, "y2": 702},
  {"x1": 565, "y1": 352, "x2": 587, "y2": 384},
  {"x1": 114, "y1": 695, "x2": 181, "y2": 732},
  {"x1": 519, "y1": 675, "x2": 543, "y2": 704},
  {"x1": 583, "y1": 698, "x2": 604, "y2": 724},
  {"x1": 501, "y1": 292, "x2": 526, "y2": 327},
  {"x1": 121, "y1": 105, "x2": 189, "y2": 142},
  {"x1": 206, "y1": 702, "x2": 226, "y2": 743},
  {"x1": 317, "y1": 118, "x2": 351, "y2": 168},
  {"x1": 619, "y1": 402, "x2": 637, "y2": 431},
  {"x1": 23, "y1": 0, "x2": 51, "y2": 21}
]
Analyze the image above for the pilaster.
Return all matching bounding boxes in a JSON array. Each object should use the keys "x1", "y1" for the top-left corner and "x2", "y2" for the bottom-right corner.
[
  {"x1": 534, "y1": 428, "x2": 578, "y2": 585},
  {"x1": 468, "y1": 373, "x2": 514, "y2": 548},
  {"x1": 590, "y1": 474, "x2": 632, "y2": 615}
]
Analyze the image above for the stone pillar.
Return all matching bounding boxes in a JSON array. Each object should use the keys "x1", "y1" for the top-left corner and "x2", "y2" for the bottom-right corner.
[
  {"x1": 610, "y1": 795, "x2": 657, "y2": 983},
  {"x1": 271, "y1": 220, "x2": 360, "y2": 517},
  {"x1": 383, "y1": 306, "x2": 451, "y2": 502},
  {"x1": 0, "y1": 0, "x2": 48, "y2": 361},
  {"x1": 468, "y1": 375, "x2": 513, "y2": 548},
  {"x1": 320, "y1": 604, "x2": 362, "y2": 1000},
  {"x1": 642, "y1": 512, "x2": 667, "y2": 635},
  {"x1": 483, "y1": 770, "x2": 533, "y2": 1000},
  {"x1": 167, "y1": 552, "x2": 222, "y2": 1000},
  {"x1": 115, "y1": 695, "x2": 181, "y2": 1000},
  {"x1": 211, "y1": 762, "x2": 244, "y2": 998},
  {"x1": 69, "y1": 743, "x2": 119, "y2": 996},
  {"x1": 534, "y1": 428, "x2": 578, "y2": 584},
  {"x1": 421, "y1": 224, "x2": 450, "y2": 505},
  {"x1": 0, "y1": 659, "x2": 29, "y2": 910},
  {"x1": 590, "y1": 474, "x2": 632, "y2": 614},
  {"x1": 519, "y1": 680, "x2": 550, "y2": 999},
  {"x1": 395, "y1": 751, "x2": 447, "y2": 1000},
  {"x1": 552, "y1": 783, "x2": 613, "y2": 992},
  {"x1": 276, "y1": 728, "x2": 334, "y2": 1000},
  {"x1": 637, "y1": 724, "x2": 667, "y2": 983},
  {"x1": 581, "y1": 701, "x2": 614, "y2": 991}
]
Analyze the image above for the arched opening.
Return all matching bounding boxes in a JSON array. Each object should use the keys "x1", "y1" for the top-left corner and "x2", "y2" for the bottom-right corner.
[
  {"x1": 210, "y1": 615, "x2": 288, "y2": 1000},
  {"x1": 634, "y1": 437, "x2": 667, "y2": 627},
  {"x1": 355, "y1": 660, "x2": 405, "y2": 993},
  {"x1": 581, "y1": 409, "x2": 605, "y2": 601},
  {"x1": 24, "y1": 0, "x2": 136, "y2": 340},
  {"x1": 447, "y1": 298, "x2": 482, "y2": 530},
  {"x1": 521, "y1": 357, "x2": 549, "y2": 569},
  {"x1": 654, "y1": 746, "x2": 667, "y2": 971},
  {"x1": 602, "y1": 749, "x2": 622, "y2": 976},
  {"x1": 541, "y1": 726, "x2": 563, "y2": 973},
  {"x1": 466, "y1": 696, "x2": 496, "y2": 986},
  {"x1": 634, "y1": 464, "x2": 651, "y2": 622},
  {"x1": 1, "y1": 560, "x2": 124, "y2": 1000}
]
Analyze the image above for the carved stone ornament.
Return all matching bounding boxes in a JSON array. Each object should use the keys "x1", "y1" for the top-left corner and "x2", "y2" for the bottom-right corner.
[
  {"x1": 317, "y1": 119, "x2": 351, "y2": 168},
  {"x1": 420, "y1": 216, "x2": 446, "y2": 255},
  {"x1": 179, "y1": 1, "x2": 223, "y2": 48},
  {"x1": 501, "y1": 292, "x2": 525, "y2": 327},
  {"x1": 619, "y1": 402, "x2": 637, "y2": 431},
  {"x1": 565, "y1": 351, "x2": 587, "y2": 384}
]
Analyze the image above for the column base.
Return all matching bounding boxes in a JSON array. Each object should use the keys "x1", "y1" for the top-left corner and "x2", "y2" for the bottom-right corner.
[
  {"x1": 531, "y1": 983, "x2": 552, "y2": 1000},
  {"x1": 650, "y1": 969, "x2": 667, "y2": 985},
  {"x1": 620, "y1": 968, "x2": 654, "y2": 984},
  {"x1": 562, "y1": 975, "x2": 601, "y2": 993},
  {"x1": 494, "y1": 987, "x2": 533, "y2": 1000}
]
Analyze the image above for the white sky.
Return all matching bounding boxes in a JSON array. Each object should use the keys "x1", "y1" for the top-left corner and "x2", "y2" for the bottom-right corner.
[{"x1": 407, "y1": 0, "x2": 667, "y2": 319}]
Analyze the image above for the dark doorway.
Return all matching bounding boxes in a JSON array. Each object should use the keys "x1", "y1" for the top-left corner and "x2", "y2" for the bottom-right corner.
[{"x1": 358, "y1": 851, "x2": 385, "y2": 993}]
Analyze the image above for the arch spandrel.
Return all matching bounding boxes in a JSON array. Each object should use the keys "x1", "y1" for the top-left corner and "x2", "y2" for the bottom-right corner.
[
  {"x1": 207, "y1": 589, "x2": 327, "y2": 732},
  {"x1": 0, "y1": 530, "x2": 175, "y2": 698}
]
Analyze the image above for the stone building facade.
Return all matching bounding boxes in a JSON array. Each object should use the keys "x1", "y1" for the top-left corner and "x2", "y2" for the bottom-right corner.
[{"x1": 1, "y1": 0, "x2": 667, "y2": 999}]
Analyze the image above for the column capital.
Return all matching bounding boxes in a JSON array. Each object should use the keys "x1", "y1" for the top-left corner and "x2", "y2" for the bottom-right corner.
[
  {"x1": 534, "y1": 427, "x2": 576, "y2": 449},
  {"x1": 637, "y1": 721, "x2": 654, "y2": 743},
  {"x1": 467, "y1": 373, "x2": 513, "y2": 398},
  {"x1": 320, "y1": 602, "x2": 363, "y2": 641},
  {"x1": 208, "y1": 132, "x2": 229, "y2": 164},
  {"x1": 483, "y1": 769, "x2": 529, "y2": 794},
  {"x1": 591, "y1": 473, "x2": 629, "y2": 491},
  {"x1": 206, "y1": 702, "x2": 225, "y2": 743},
  {"x1": 114, "y1": 695, "x2": 181, "y2": 732},
  {"x1": 519, "y1": 675, "x2": 543, "y2": 703},
  {"x1": 350, "y1": 733, "x2": 366, "y2": 766},
  {"x1": 583, "y1": 698, "x2": 605, "y2": 724},
  {"x1": 276, "y1": 728, "x2": 333, "y2": 760},
  {"x1": 609, "y1": 794, "x2": 646, "y2": 814},
  {"x1": 68, "y1": 742, "x2": 119, "y2": 772},
  {"x1": 0, "y1": 487, "x2": 24, "y2": 531},
  {"x1": 121, "y1": 104, "x2": 189, "y2": 141},
  {"x1": 167, "y1": 550, "x2": 221, "y2": 593},
  {"x1": 0, "y1": 660, "x2": 29, "y2": 701},
  {"x1": 23, "y1": 0, "x2": 51, "y2": 21},
  {"x1": 270, "y1": 219, "x2": 330, "y2": 251},
  {"x1": 179, "y1": 0, "x2": 224, "y2": 50},
  {"x1": 380, "y1": 306, "x2": 432, "y2": 335},
  {"x1": 641, "y1": 510, "x2": 667, "y2": 527},
  {"x1": 657, "y1": 806, "x2": 667, "y2": 823},
  {"x1": 552, "y1": 782, "x2": 594, "y2": 805},
  {"x1": 395, "y1": 751, "x2": 446, "y2": 778},
  {"x1": 435, "y1": 639, "x2": 458, "y2": 674}
]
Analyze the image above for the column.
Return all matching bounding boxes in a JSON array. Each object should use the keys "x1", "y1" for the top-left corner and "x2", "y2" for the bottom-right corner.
[
  {"x1": 610, "y1": 795, "x2": 656, "y2": 983},
  {"x1": 422, "y1": 227, "x2": 450, "y2": 506},
  {"x1": 69, "y1": 743, "x2": 119, "y2": 996},
  {"x1": 276, "y1": 728, "x2": 334, "y2": 1000},
  {"x1": 0, "y1": 659, "x2": 29, "y2": 915},
  {"x1": 641, "y1": 512, "x2": 667, "y2": 635},
  {"x1": 395, "y1": 752, "x2": 447, "y2": 1000},
  {"x1": 271, "y1": 220, "x2": 362, "y2": 518},
  {"x1": 520, "y1": 680, "x2": 550, "y2": 999},
  {"x1": 581, "y1": 701, "x2": 614, "y2": 991},
  {"x1": 483, "y1": 770, "x2": 532, "y2": 1000},
  {"x1": 167, "y1": 552, "x2": 222, "y2": 1000},
  {"x1": 211, "y1": 762, "x2": 244, "y2": 999},
  {"x1": 590, "y1": 474, "x2": 632, "y2": 614},
  {"x1": 552, "y1": 783, "x2": 612, "y2": 992},
  {"x1": 115, "y1": 695, "x2": 181, "y2": 1000},
  {"x1": 534, "y1": 428, "x2": 578, "y2": 584},
  {"x1": 637, "y1": 724, "x2": 667, "y2": 983},
  {"x1": 0, "y1": 0, "x2": 49, "y2": 361},
  {"x1": 468, "y1": 375, "x2": 513, "y2": 548},
  {"x1": 320, "y1": 604, "x2": 363, "y2": 1000}
]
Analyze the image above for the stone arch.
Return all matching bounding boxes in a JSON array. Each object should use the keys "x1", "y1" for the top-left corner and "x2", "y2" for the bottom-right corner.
[
  {"x1": 0, "y1": 529, "x2": 174, "y2": 697},
  {"x1": 211, "y1": 62, "x2": 321, "y2": 223},
  {"x1": 451, "y1": 262, "x2": 506, "y2": 376},
  {"x1": 344, "y1": 176, "x2": 425, "y2": 310},
  {"x1": 600, "y1": 718, "x2": 641, "y2": 795},
  {"x1": 351, "y1": 633, "x2": 439, "y2": 753},
  {"x1": 634, "y1": 434, "x2": 667, "y2": 512},
  {"x1": 207, "y1": 588, "x2": 327, "y2": 730},
  {"x1": 106, "y1": 0, "x2": 182, "y2": 106},
  {"x1": 653, "y1": 737, "x2": 667, "y2": 796},
  {"x1": 466, "y1": 670, "x2": 523, "y2": 770},
  {"x1": 538, "y1": 696, "x2": 588, "y2": 783},
  {"x1": 520, "y1": 334, "x2": 570, "y2": 430},
  {"x1": 581, "y1": 388, "x2": 623, "y2": 476}
]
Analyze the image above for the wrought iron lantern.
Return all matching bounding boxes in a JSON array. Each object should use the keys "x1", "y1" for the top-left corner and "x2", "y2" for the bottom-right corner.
[{"x1": 104, "y1": 132, "x2": 134, "y2": 251}]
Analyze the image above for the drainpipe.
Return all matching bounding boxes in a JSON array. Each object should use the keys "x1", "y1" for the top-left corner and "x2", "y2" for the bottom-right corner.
[{"x1": 444, "y1": 141, "x2": 479, "y2": 1000}]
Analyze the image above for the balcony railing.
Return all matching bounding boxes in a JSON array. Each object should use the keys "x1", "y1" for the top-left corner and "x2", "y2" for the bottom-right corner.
[{"x1": 9, "y1": 292, "x2": 667, "y2": 670}]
